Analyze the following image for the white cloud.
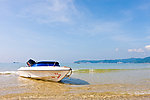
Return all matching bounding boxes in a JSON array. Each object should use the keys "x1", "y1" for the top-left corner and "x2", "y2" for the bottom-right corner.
[
  {"x1": 72, "y1": 21, "x2": 122, "y2": 36},
  {"x1": 145, "y1": 45, "x2": 150, "y2": 50},
  {"x1": 115, "y1": 48, "x2": 119, "y2": 52},
  {"x1": 18, "y1": 0, "x2": 124, "y2": 37},
  {"x1": 19, "y1": 0, "x2": 79, "y2": 23},
  {"x1": 90, "y1": 22, "x2": 121, "y2": 34},
  {"x1": 112, "y1": 34, "x2": 137, "y2": 43},
  {"x1": 138, "y1": 2, "x2": 150, "y2": 10},
  {"x1": 128, "y1": 48, "x2": 144, "y2": 53}
]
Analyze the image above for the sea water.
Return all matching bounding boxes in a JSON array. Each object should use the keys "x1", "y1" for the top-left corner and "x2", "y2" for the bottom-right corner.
[
  {"x1": 1, "y1": 62, "x2": 150, "y2": 74},
  {"x1": 0, "y1": 62, "x2": 150, "y2": 73},
  {"x1": 0, "y1": 63, "x2": 150, "y2": 97},
  {"x1": 61, "y1": 63, "x2": 150, "y2": 84}
]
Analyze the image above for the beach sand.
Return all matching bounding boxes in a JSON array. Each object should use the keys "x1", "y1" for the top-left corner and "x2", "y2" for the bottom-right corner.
[{"x1": 0, "y1": 70, "x2": 150, "y2": 100}]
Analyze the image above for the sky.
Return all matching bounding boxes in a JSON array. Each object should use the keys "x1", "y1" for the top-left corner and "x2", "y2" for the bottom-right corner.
[{"x1": 1, "y1": 0, "x2": 150, "y2": 63}]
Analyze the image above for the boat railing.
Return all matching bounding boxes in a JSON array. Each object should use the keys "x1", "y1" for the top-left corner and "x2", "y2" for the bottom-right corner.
[{"x1": 64, "y1": 66, "x2": 72, "y2": 78}]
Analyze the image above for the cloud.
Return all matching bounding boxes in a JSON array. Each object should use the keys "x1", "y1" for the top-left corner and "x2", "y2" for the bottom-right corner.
[
  {"x1": 17, "y1": 0, "x2": 124, "y2": 37},
  {"x1": 19, "y1": 0, "x2": 79, "y2": 23},
  {"x1": 115, "y1": 48, "x2": 119, "y2": 52},
  {"x1": 128, "y1": 48, "x2": 144, "y2": 53},
  {"x1": 70, "y1": 21, "x2": 122, "y2": 37},
  {"x1": 145, "y1": 45, "x2": 150, "y2": 50},
  {"x1": 111, "y1": 34, "x2": 137, "y2": 43},
  {"x1": 138, "y1": 2, "x2": 150, "y2": 10},
  {"x1": 89, "y1": 22, "x2": 121, "y2": 35}
]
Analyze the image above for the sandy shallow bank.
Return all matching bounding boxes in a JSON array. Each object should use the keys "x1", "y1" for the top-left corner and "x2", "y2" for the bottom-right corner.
[
  {"x1": 1, "y1": 69, "x2": 150, "y2": 100},
  {"x1": 0, "y1": 73, "x2": 150, "y2": 100},
  {"x1": 1, "y1": 83, "x2": 150, "y2": 100}
]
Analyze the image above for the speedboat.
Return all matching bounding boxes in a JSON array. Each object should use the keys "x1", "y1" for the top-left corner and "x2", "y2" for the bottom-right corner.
[{"x1": 17, "y1": 59, "x2": 72, "y2": 82}]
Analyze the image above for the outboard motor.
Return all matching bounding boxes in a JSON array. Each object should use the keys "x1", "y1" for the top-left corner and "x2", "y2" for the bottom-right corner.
[{"x1": 27, "y1": 59, "x2": 36, "y2": 67}]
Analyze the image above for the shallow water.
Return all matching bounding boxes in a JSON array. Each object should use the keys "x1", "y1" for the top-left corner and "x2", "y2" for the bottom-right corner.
[
  {"x1": 63, "y1": 63, "x2": 150, "y2": 70},
  {"x1": 0, "y1": 63, "x2": 150, "y2": 99}
]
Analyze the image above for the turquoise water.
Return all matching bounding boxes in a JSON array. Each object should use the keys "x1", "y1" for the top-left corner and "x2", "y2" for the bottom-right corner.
[
  {"x1": 62, "y1": 63, "x2": 150, "y2": 70},
  {"x1": 0, "y1": 63, "x2": 150, "y2": 72},
  {"x1": 0, "y1": 63, "x2": 150, "y2": 95},
  {"x1": 0, "y1": 63, "x2": 25, "y2": 71}
]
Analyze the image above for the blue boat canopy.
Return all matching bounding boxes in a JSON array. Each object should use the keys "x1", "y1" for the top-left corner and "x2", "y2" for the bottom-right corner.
[
  {"x1": 27, "y1": 59, "x2": 60, "y2": 67},
  {"x1": 33, "y1": 61, "x2": 60, "y2": 67}
]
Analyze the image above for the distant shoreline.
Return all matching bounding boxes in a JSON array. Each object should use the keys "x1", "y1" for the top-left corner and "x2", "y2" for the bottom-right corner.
[
  {"x1": 74, "y1": 57, "x2": 150, "y2": 64},
  {"x1": 75, "y1": 62, "x2": 150, "y2": 64}
]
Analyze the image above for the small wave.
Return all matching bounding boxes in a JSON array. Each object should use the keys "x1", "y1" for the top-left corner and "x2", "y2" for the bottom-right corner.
[
  {"x1": 0, "y1": 71, "x2": 17, "y2": 75},
  {"x1": 126, "y1": 90, "x2": 150, "y2": 95},
  {"x1": 73, "y1": 69, "x2": 129, "y2": 73},
  {"x1": 134, "y1": 91, "x2": 150, "y2": 95}
]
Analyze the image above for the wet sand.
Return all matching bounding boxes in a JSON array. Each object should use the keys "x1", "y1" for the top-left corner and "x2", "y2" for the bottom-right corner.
[{"x1": 0, "y1": 69, "x2": 150, "y2": 100}]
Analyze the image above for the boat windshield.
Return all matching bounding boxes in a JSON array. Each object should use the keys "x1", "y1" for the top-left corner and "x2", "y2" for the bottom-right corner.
[{"x1": 32, "y1": 61, "x2": 60, "y2": 67}]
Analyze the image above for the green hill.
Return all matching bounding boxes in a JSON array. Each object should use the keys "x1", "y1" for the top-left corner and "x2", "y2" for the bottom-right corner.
[{"x1": 74, "y1": 57, "x2": 150, "y2": 63}]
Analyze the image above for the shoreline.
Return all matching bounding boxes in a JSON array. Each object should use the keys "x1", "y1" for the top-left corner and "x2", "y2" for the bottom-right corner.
[
  {"x1": 1, "y1": 78, "x2": 150, "y2": 100},
  {"x1": 0, "y1": 70, "x2": 150, "y2": 99},
  {"x1": 1, "y1": 80, "x2": 150, "y2": 100}
]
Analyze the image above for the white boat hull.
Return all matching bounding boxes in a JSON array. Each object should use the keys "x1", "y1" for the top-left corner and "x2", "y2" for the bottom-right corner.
[{"x1": 18, "y1": 67, "x2": 72, "y2": 82}]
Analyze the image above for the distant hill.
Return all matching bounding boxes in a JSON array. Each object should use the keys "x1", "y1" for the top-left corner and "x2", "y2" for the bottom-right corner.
[{"x1": 74, "y1": 57, "x2": 150, "y2": 64}]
